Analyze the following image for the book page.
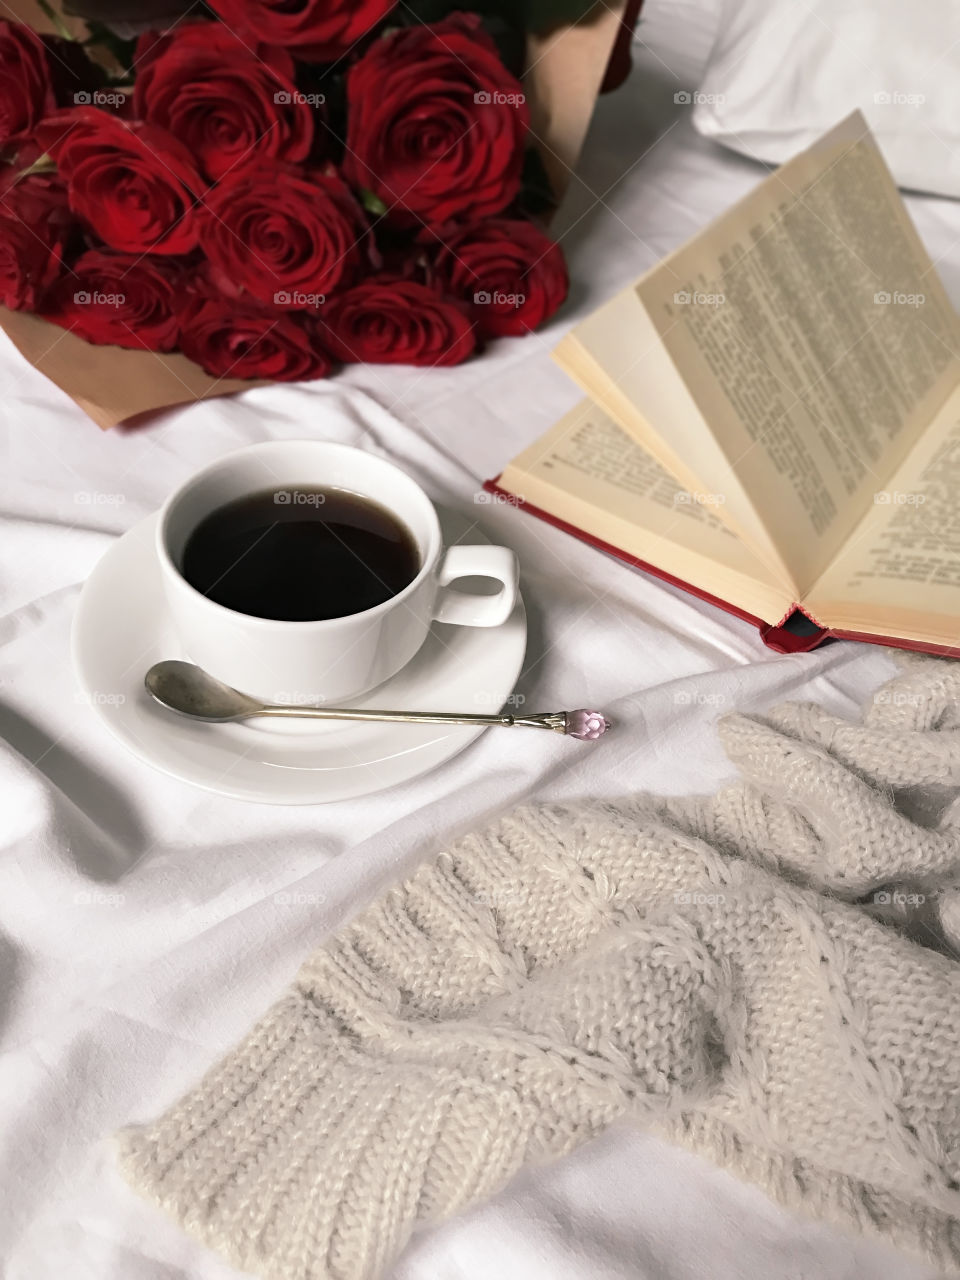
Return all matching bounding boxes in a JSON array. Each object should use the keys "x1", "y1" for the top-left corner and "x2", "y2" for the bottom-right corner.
[
  {"x1": 554, "y1": 289, "x2": 797, "y2": 587},
  {"x1": 807, "y1": 381, "x2": 960, "y2": 644},
  {"x1": 557, "y1": 112, "x2": 960, "y2": 597},
  {"x1": 498, "y1": 401, "x2": 796, "y2": 625}
]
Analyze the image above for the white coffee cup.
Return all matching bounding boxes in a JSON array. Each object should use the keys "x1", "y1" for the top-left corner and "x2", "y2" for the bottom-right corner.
[{"x1": 156, "y1": 440, "x2": 518, "y2": 702}]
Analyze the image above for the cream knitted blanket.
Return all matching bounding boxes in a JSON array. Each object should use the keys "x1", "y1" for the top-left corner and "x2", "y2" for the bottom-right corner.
[{"x1": 119, "y1": 653, "x2": 960, "y2": 1280}]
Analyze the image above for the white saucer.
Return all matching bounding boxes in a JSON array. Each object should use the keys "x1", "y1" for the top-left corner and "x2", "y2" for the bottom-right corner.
[{"x1": 72, "y1": 511, "x2": 526, "y2": 804}]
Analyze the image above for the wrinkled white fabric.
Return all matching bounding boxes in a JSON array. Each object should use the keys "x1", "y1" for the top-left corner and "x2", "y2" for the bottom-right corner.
[{"x1": 119, "y1": 655, "x2": 960, "y2": 1280}]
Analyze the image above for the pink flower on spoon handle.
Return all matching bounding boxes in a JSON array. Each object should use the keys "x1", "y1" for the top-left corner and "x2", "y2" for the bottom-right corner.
[{"x1": 564, "y1": 709, "x2": 610, "y2": 740}]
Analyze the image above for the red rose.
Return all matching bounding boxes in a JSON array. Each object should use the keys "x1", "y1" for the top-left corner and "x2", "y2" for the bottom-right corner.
[
  {"x1": 179, "y1": 295, "x2": 332, "y2": 381},
  {"x1": 41, "y1": 251, "x2": 183, "y2": 351},
  {"x1": 344, "y1": 15, "x2": 528, "y2": 228},
  {"x1": 134, "y1": 24, "x2": 315, "y2": 182},
  {"x1": 320, "y1": 276, "x2": 475, "y2": 366},
  {"x1": 433, "y1": 219, "x2": 568, "y2": 337},
  {"x1": 206, "y1": 0, "x2": 396, "y2": 61},
  {"x1": 0, "y1": 22, "x2": 53, "y2": 149},
  {"x1": 199, "y1": 163, "x2": 366, "y2": 305},
  {"x1": 0, "y1": 171, "x2": 71, "y2": 309},
  {"x1": 37, "y1": 109, "x2": 205, "y2": 254}
]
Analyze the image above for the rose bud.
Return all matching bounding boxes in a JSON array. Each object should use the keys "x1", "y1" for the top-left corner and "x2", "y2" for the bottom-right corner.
[
  {"x1": 207, "y1": 0, "x2": 396, "y2": 62},
  {"x1": 344, "y1": 14, "x2": 529, "y2": 228},
  {"x1": 432, "y1": 219, "x2": 568, "y2": 337},
  {"x1": 199, "y1": 163, "x2": 367, "y2": 305},
  {"x1": 319, "y1": 276, "x2": 475, "y2": 367},
  {"x1": 179, "y1": 294, "x2": 333, "y2": 381},
  {"x1": 41, "y1": 251, "x2": 184, "y2": 352},
  {"x1": 36, "y1": 109, "x2": 205, "y2": 255},
  {"x1": 134, "y1": 24, "x2": 315, "y2": 183}
]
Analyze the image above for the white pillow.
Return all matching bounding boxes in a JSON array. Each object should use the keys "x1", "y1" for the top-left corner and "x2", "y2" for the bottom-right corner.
[{"x1": 691, "y1": 0, "x2": 960, "y2": 198}]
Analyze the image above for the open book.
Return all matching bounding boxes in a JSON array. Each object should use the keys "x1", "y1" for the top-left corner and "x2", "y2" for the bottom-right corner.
[{"x1": 489, "y1": 113, "x2": 960, "y2": 654}]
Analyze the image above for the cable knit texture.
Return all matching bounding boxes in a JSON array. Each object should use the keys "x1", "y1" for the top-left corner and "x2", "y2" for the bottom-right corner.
[{"x1": 118, "y1": 652, "x2": 960, "y2": 1280}]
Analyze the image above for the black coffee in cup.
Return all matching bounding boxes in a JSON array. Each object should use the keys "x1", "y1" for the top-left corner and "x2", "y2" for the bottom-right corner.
[{"x1": 181, "y1": 486, "x2": 420, "y2": 622}]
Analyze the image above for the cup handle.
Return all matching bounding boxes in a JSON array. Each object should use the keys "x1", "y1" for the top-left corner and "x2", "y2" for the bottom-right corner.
[{"x1": 432, "y1": 545, "x2": 518, "y2": 627}]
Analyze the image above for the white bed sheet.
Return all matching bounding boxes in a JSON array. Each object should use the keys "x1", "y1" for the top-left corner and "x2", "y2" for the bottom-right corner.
[{"x1": 0, "y1": 1, "x2": 956, "y2": 1277}]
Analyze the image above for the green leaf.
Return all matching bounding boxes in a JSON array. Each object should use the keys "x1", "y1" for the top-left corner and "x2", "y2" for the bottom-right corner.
[
  {"x1": 397, "y1": 0, "x2": 470, "y2": 21},
  {"x1": 518, "y1": 144, "x2": 558, "y2": 217},
  {"x1": 522, "y1": 0, "x2": 605, "y2": 33},
  {"x1": 36, "y1": 0, "x2": 77, "y2": 40},
  {"x1": 359, "y1": 188, "x2": 389, "y2": 218},
  {"x1": 81, "y1": 21, "x2": 138, "y2": 75},
  {"x1": 479, "y1": 14, "x2": 526, "y2": 76}
]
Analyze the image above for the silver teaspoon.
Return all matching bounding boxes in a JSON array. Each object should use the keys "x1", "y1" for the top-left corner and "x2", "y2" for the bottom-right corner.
[{"x1": 144, "y1": 661, "x2": 610, "y2": 740}]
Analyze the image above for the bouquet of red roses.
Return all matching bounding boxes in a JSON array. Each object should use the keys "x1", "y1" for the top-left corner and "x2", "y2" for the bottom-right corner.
[{"x1": 0, "y1": 1, "x2": 570, "y2": 386}]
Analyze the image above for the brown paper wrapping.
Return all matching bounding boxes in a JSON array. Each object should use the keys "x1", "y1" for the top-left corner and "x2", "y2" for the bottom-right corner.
[
  {"x1": 525, "y1": 2, "x2": 629, "y2": 199},
  {"x1": 2, "y1": 2, "x2": 627, "y2": 427},
  {"x1": 6, "y1": 0, "x2": 84, "y2": 34},
  {"x1": 0, "y1": 306, "x2": 259, "y2": 428}
]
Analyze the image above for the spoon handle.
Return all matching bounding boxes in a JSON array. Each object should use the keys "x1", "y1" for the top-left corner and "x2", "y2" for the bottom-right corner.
[
  {"x1": 259, "y1": 706, "x2": 570, "y2": 732},
  {"x1": 143, "y1": 661, "x2": 609, "y2": 739}
]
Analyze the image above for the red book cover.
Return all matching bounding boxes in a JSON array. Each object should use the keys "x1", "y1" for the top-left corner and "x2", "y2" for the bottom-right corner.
[{"x1": 483, "y1": 478, "x2": 960, "y2": 659}]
